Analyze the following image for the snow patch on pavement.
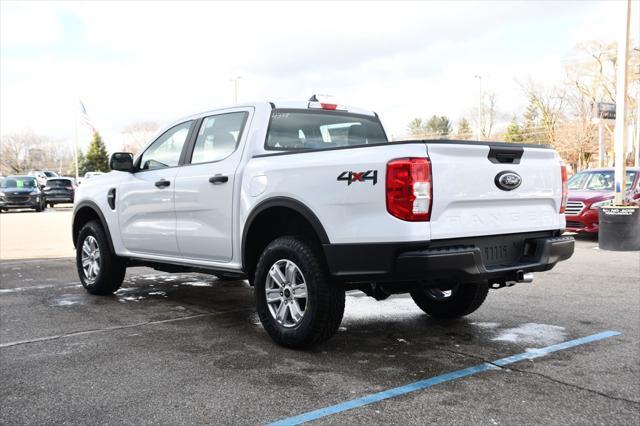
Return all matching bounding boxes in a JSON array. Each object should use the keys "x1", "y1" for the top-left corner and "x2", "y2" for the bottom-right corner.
[
  {"x1": 491, "y1": 323, "x2": 567, "y2": 346},
  {"x1": 471, "y1": 322, "x2": 501, "y2": 329}
]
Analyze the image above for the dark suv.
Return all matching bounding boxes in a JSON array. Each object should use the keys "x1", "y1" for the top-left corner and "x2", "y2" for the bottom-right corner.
[
  {"x1": 43, "y1": 177, "x2": 76, "y2": 207},
  {"x1": 0, "y1": 176, "x2": 46, "y2": 212}
]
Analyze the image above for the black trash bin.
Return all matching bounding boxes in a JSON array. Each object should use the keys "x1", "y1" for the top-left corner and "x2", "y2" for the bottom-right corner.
[{"x1": 598, "y1": 206, "x2": 640, "y2": 251}]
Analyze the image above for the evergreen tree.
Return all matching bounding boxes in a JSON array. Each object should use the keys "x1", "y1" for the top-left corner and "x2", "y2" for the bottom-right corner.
[
  {"x1": 426, "y1": 115, "x2": 451, "y2": 138},
  {"x1": 407, "y1": 118, "x2": 427, "y2": 138},
  {"x1": 503, "y1": 116, "x2": 525, "y2": 142},
  {"x1": 522, "y1": 96, "x2": 540, "y2": 143},
  {"x1": 84, "y1": 132, "x2": 109, "y2": 172},
  {"x1": 456, "y1": 117, "x2": 472, "y2": 140},
  {"x1": 67, "y1": 149, "x2": 88, "y2": 177}
]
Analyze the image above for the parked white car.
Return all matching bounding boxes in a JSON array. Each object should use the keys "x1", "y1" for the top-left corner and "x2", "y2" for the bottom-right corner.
[
  {"x1": 72, "y1": 98, "x2": 574, "y2": 348},
  {"x1": 28, "y1": 170, "x2": 58, "y2": 187}
]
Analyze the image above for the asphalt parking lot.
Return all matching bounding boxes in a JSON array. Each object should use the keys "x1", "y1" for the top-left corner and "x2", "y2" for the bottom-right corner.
[{"x1": 1, "y1": 208, "x2": 639, "y2": 425}]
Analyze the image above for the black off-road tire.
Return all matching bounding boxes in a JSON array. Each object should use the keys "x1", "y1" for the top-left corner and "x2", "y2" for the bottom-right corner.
[
  {"x1": 35, "y1": 200, "x2": 44, "y2": 212},
  {"x1": 255, "y1": 236, "x2": 345, "y2": 349},
  {"x1": 76, "y1": 220, "x2": 126, "y2": 295},
  {"x1": 410, "y1": 282, "x2": 489, "y2": 319}
]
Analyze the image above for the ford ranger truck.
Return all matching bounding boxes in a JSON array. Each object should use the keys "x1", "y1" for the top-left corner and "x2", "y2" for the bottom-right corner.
[{"x1": 72, "y1": 99, "x2": 575, "y2": 348}]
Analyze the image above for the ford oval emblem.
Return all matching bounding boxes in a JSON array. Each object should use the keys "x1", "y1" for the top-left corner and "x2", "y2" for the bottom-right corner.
[{"x1": 495, "y1": 171, "x2": 522, "y2": 191}]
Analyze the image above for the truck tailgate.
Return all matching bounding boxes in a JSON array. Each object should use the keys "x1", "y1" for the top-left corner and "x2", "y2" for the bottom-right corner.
[{"x1": 426, "y1": 142, "x2": 564, "y2": 240}]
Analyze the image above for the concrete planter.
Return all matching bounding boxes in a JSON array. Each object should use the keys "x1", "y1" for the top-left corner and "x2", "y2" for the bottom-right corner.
[{"x1": 598, "y1": 206, "x2": 640, "y2": 251}]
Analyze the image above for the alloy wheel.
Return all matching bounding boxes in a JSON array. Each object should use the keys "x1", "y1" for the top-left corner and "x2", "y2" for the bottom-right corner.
[
  {"x1": 265, "y1": 259, "x2": 308, "y2": 328},
  {"x1": 81, "y1": 235, "x2": 101, "y2": 284}
]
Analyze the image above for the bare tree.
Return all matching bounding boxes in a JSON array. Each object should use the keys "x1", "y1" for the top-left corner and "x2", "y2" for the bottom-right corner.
[
  {"x1": 121, "y1": 121, "x2": 160, "y2": 155},
  {"x1": 481, "y1": 93, "x2": 497, "y2": 139},
  {"x1": 518, "y1": 79, "x2": 566, "y2": 146},
  {"x1": 0, "y1": 134, "x2": 27, "y2": 174},
  {"x1": 1, "y1": 131, "x2": 75, "y2": 175},
  {"x1": 470, "y1": 91, "x2": 497, "y2": 139},
  {"x1": 564, "y1": 40, "x2": 640, "y2": 165}
]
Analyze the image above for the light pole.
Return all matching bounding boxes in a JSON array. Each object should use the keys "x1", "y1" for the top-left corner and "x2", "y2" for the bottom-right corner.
[
  {"x1": 613, "y1": 0, "x2": 631, "y2": 206},
  {"x1": 633, "y1": 48, "x2": 640, "y2": 167},
  {"x1": 474, "y1": 75, "x2": 482, "y2": 140},
  {"x1": 231, "y1": 76, "x2": 242, "y2": 103}
]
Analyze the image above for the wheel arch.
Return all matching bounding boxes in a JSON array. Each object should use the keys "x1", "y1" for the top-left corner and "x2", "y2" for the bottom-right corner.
[
  {"x1": 72, "y1": 201, "x2": 115, "y2": 253},
  {"x1": 241, "y1": 197, "x2": 329, "y2": 279}
]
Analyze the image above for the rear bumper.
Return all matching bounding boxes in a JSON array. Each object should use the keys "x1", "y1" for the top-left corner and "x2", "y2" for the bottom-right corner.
[
  {"x1": 45, "y1": 196, "x2": 74, "y2": 203},
  {"x1": 323, "y1": 231, "x2": 574, "y2": 284},
  {"x1": 395, "y1": 235, "x2": 574, "y2": 282}
]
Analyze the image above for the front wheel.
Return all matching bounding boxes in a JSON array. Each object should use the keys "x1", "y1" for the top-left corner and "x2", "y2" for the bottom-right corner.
[
  {"x1": 410, "y1": 282, "x2": 489, "y2": 319},
  {"x1": 76, "y1": 220, "x2": 126, "y2": 295},
  {"x1": 255, "y1": 236, "x2": 345, "y2": 349}
]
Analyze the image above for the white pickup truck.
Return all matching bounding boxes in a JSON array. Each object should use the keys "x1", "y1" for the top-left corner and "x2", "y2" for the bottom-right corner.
[{"x1": 72, "y1": 98, "x2": 574, "y2": 348}]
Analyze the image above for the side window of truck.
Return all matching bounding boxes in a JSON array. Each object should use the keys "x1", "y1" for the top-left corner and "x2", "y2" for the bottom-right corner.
[
  {"x1": 190, "y1": 112, "x2": 248, "y2": 164},
  {"x1": 139, "y1": 121, "x2": 192, "y2": 171}
]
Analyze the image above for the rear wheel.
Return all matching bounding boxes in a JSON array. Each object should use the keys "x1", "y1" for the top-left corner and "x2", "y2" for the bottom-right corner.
[
  {"x1": 255, "y1": 236, "x2": 345, "y2": 349},
  {"x1": 76, "y1": 220, "x2": 126, "y2": 295},
  {"x1": 410, "y1": 282, "x2": 489, "y2": 319}
]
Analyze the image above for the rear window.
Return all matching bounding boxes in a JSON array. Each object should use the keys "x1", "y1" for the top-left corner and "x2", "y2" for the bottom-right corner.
[
  {"x1": 265, "y1": 110, "x2": 387, "y2": 151},
  {"x1": 47, "y1": 179, "x2": 72, "y2": 187}
]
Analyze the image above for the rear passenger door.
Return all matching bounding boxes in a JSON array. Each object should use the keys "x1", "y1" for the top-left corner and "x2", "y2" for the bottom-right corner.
[{"x1": 174, "y1": 108, "x2": 252, "y2": 262}]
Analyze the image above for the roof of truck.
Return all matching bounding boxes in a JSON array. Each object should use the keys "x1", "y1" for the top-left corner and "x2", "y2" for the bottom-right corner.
[{"x1": 185, "y1": 100, "x2": 377, "y2": 119}]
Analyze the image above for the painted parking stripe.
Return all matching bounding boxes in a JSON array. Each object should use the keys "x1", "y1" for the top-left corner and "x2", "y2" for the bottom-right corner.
[{"x1": 269, "y1": 330, "x2": 621, "y2": 426}]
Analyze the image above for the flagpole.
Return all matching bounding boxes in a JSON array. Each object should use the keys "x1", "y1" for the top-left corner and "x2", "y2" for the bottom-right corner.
[{"x1": 74, "y1": 116, "x2": 79, "y2": 181}]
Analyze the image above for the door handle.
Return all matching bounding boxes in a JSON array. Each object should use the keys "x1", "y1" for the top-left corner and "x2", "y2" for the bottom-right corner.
[
  {"x1": 209, "y1": 175, "x2": 229, "y2": 185},
  {"x1": 154, "y1": 179, "x2": 171, "y2": 188}
]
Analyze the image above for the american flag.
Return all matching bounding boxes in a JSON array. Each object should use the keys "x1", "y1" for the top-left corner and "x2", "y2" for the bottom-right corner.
[{"x1": 79, "y1": 100, "x2": 96, "y2": 132}]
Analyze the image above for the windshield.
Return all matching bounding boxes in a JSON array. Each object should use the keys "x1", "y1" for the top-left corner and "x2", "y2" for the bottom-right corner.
[
  {"x1": 568, "y1": 170, "x2": 637, "y2": 191},
  {"x1": 265, "y1": 109, "x2": 388, "y2": 151},
  {"x1": 1, "y1": 177, "x2": 38, "y2": 189},
  {"x1": 44, "y1": 171, "x2": 58, "y2": 177}
]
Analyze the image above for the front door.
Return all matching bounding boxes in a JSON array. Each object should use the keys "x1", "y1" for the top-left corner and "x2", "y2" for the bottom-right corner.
[
  {"x1": 118, "y1": 120, "x2": 193, "y2": 256},
  {"x1": 174, "y1": 109, "x2": 251, "y2": 262}
]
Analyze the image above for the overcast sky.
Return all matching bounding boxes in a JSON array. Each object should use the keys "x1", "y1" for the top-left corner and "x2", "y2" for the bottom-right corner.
[{"x1": 0, "y1": 0, "x2": 635, "y2": 151}]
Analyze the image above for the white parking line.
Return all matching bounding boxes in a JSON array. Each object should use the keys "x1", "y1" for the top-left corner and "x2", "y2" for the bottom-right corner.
[{"x1": 0, "y1": 307, "x2": 254, "y2": 348}]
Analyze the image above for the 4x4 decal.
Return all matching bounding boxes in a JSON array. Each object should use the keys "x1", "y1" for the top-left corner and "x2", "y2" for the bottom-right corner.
[{"x1": 337, "y1": 170, "x2": 378, "y2": 186}]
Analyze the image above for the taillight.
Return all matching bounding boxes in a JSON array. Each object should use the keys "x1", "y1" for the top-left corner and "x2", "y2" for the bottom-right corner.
[
  {"x1": 560, "y1": 164, "x2": 568, "y2": 213},
  {"x1": 386, "y1": 158, "x2": 432, "y2": 221}
]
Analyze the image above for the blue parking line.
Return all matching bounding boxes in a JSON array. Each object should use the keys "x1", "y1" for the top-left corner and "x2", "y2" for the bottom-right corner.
[{"x1": 269, "y1": 330, "x2": 621, "y2": 426}]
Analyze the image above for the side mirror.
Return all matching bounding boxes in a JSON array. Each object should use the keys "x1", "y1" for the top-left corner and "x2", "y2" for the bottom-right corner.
[{"x1": 110, "y1": 152, "x2": 134, "y2": 172}]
